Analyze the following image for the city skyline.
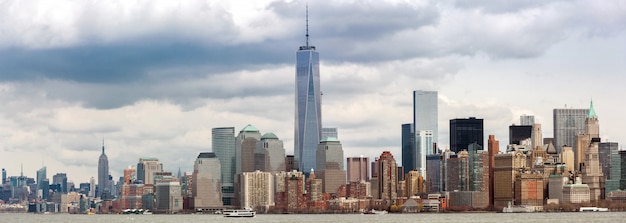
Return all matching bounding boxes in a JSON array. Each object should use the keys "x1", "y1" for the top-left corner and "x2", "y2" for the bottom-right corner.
[{"x1": 0, "y1": 1, "x2": 625, "y2": 183}]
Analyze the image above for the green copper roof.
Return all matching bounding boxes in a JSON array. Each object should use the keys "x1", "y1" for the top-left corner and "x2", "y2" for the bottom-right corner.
[
  {"x1": 588, "y1": 100, "x2": 598, "y2": 119},
  {"x1": 261, "y1": 133, "x2": 279, "y2": 140},
  {"x1": 321, "y1": 137, "x2": 340, "y2": 143},
  {"x1": 240, "y1": 124, "x2": 259, "y2": 132}
]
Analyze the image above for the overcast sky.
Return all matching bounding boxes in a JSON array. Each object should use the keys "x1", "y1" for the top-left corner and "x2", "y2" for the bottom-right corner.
[{"x1": 1, "y1": 0, "x2": 624, "y2": 184}]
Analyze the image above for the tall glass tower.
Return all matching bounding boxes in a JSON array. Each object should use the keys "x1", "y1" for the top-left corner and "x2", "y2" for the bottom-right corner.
[
  {"x1": 212, "y1": 127, "x2": 236, "y2": 206},
  {"x1": 413, "y1": 90, "x2": 438, "y2": 148},
  {"x1": 295, "y1": 9, "x2": 321, "y2": 174}
]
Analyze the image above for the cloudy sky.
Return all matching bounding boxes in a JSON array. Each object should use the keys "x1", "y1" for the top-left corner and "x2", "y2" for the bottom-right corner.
[{"x1": 1, "y1": 0, "x2": 624, "y2": 184}]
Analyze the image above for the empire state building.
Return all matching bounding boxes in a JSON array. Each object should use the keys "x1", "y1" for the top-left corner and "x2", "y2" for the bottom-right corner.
[
  {"x1": 294, "y1": 8, "x2": 321, "y2": 174},
  {"x1": 98, "y1": 141, "x2": 109, "y2": 198}
]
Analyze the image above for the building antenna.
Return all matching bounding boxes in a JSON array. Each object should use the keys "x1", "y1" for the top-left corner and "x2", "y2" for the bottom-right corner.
[{"x1": 306, "y1": 4, "x2": 309, "y2": 47}]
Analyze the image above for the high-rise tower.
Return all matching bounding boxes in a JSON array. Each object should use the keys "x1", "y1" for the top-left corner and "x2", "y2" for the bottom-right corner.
[
  {"x1": 212, "y1": 127, "x2": 236, "y2": 206},
  {"x1": 413, "y1": 90, "x2": 438, "y2": 145},
  {"x1": 98, "y1": 141, "x2": 109, "y2": 198},
  {"x1": 295, "y1": 7, "x2": 322, "y2": 174}
]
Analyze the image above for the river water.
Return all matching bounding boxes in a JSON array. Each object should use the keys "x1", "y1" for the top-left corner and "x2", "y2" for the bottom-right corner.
[{"x1": 1, "y1": 212, "x2": 623, "y2": 223}]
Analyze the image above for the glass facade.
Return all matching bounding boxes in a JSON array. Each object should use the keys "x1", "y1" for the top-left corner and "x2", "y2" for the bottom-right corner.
[
  {"x1": 553, "y1": 108, "x2": 588, "y2": 153},
  {"x1": 212, "y1": 127, "x2": 235, "y2": 205},
  {"x1": 416, "y1": 130, "x2": 433, "y2": 180},
  {"x1": 449, "y1": 117, "x2": 484, "y2": 153},
  {"x1": 413, "y1": 90, "x2": 438, "y2": 144},
  {"x1": 401, "y1": 123, "x2": 415, "y2": 174},
  {"x1": 295, "y1": 45, "x2": 321, "y2": 174}
]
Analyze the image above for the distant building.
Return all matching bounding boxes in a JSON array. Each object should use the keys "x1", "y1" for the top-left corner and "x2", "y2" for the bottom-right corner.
[
  {"x1": 239, "y1": 170, "x2": 274, "y2": 210},
  {"x1": 413, "y1": 90, "x2": 438, "y2": 144},
  {"x1": 509, "y1": 125, "x2": 532, "y2": 146},
  {"x1": 155, "y1": 181, "x2": 182, "y2": 213},
  {"x1": 426, "y1": 154, "x2": 442, "y2": 193},
  {"x1": 52, "y1": 173, "x2": 68, "y2": 194},
  {"x1": 376, "y1": 151, "x2": 398, "y2": 204},
  {"x1": 450, "y1": 117, "x2": 484, "y2": 153},
  {"x1": 137, "y1": 158, "x2": 163, "y2": 186},
  {"x1": 493, "y1": 151, "x2": 527, "y2": 207},
  {"x1": 212, "y1": 127, "x2": 236, "y2": 206},
  {"x1": 97, "y1": 142, "x2": 110, "y2": 198},
  {"x1": 36, "y1": 166, "x2": 47, "y2": 199},
  {"x1": 236, "y1": 125, "x2": 261, "y2": 175},
  {"x1": 285, "y1": 155, "x2": 295, "y2": 172},
  {"x1": 401, "y1": 123, "x2": 415, "y2": 174},
  {"x1": 553, "y1": 107, "x2": 588, "y2": 153},
  {"x1": 405, "y1": 170, "x2": 424, "y2": 196},
  {"x1": 255, "y1": 133, "x2": 286, "y2": 173},
  {"x1": 520, "y1": 115, "x2": 535, "y2": 125},
  {"x1": 316, "y1": 137, "x2": 346, "y2": 193},
  {"x1": 192, "y1": 152, "x2": 222, "y2": 209},
  {"x1": 562, "y1": 178, "x2": 590, "y2": 204},
  {"x1": 514, "y1": 172, "x2": 544, "y2": 206},
  {"x1": 274, "y1": 170, "x2": 306, "y2": 212},
  {"x1": 347, "y1": 156, "x2": 369, "y2": 182}
]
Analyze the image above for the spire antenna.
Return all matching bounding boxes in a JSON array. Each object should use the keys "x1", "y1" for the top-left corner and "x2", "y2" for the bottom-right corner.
[{"x1": 306, "y1": 4, "x2": 309, "y2": 47}]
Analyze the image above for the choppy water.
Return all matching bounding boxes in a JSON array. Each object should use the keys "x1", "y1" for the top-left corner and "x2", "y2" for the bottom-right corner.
[{"x1": 1, "y1": 212, "x2": 624, "y2": 223}]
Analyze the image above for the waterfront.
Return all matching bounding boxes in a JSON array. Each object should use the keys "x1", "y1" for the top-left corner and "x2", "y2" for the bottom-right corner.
[{"x1": 1, "y1": 212, "x2": 624, "y2": 223}]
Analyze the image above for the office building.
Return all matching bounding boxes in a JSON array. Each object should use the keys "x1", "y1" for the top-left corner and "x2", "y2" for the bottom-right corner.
[
  {"x1": 599, "y1": 142, "x2": 619, "y2": 179},
  {"x1": 347, "y1": 156, "x2": 369, "y2": 182},
  {"x1": 581, "y1": 141, "x2": 605, "y2": 202},
  {"x1": 155, "y1": 181, "x2": 182, "y2": 213},
  {"x1": 52, "y1": 173, "x2": 68, "y2": 194},
  {"x1": 236, "y1": 125, "x2": 261, "y2": 175},
  {"x1": 450, "y1": 117, "x2": 484, "y2": 153},
  {"x1": 212, "y1": 127, "x2": 236, "y2": 206},
  {"x1": 98, "y1": 142, "x2": 109, "y2": 198},
  {"x1": 137, "y1": 158, "x2": 162, "y2": 185},
  {"x1": 316, "y1": 137, "x2": 346, "y2": 193},
  {"x1": 294, "y1": 16, "x2": 322, "y2": 174},
  {"x1": 192, "y1": 152, "x2": 222, "y2": 209},
  {"x1": 426, "y1": 154, "x2": 442, "y2": 192},
  {"x1": 256, "y1": 133, "x2": 286, "y2": 173},
  {"x1": 401, "y1": 123, "x2": 415, "y2": 174},
  {"x1": 36, "y1": 166, "x2": 47, "y2": 199},
  {"x1": 415, "y1": 130, "x2": 433, "y2": 180},
  {"x1": 413, "y1": 90, "x2": 438, "y2": 144},
  {"x1": 509, "y1": 125, "x2": 532, "y2": 146},
  {"x1": 553, "y1": 107, "x2": 588, "y2": 153}
]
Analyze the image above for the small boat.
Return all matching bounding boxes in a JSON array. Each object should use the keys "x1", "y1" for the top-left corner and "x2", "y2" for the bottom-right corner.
[
  {"x1": 363, "y1": 209, "x2": 387, "y2": 215},
  {"x1": 223, "y1": 207, "x2": 256, "y2": 217}
]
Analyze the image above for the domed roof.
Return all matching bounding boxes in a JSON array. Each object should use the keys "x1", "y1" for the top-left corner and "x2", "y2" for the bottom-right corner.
[
  {"x1": 240, "y1": 124, "x2": 259, "y2": 132},
  {"x1": 261, "y1": 133, "x2": 279, "y2": 140}
]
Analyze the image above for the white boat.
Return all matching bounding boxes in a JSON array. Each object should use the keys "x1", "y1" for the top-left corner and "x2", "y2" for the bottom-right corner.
[
  {"x1": 363, "y1": 209, "x2": 387, "y2": 215},
  {"x1": 223, "y1": 207, "x2": 256, "y2": 217},
  {"x1": 579, "y1": 207, "x2": 609, "y2": 212}
]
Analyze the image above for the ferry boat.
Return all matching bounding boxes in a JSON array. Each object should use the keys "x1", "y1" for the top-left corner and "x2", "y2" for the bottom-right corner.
[
  {"x1": 579, "y1": 207, "x2": 609, "y2": 212},
  {"x1": 223, "y1": 207, "x2": 256, "y2": 217}
]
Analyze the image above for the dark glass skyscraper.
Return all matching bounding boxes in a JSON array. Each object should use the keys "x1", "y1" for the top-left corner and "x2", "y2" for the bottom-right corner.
[
  {"x1": 509, "y1": 125, "x2": 532, "y2": 145},
  {"x1": 449, "y1": 117, "x2": 484, "y2": 153},
  {"x1": 401, "y1": 123, "x2": 415, "y2": 174},
  {"x1": 98, "y1": 142, "x2": 109, "y2": 198},
  {"x1": 294, "y1": 11, "x2": 321, "y2": 174}
]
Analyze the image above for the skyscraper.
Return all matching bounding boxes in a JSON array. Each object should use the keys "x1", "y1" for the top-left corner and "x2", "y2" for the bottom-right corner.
[
  {"x1": 450, "y1": 117, "x2": 484, "y2": 153},
  {"x1": 36, "y1": 166, "x2": 47, "y2": 199},
  {"x1": 553, "y1": 107, "x2": 588, "y2": 153},
  {"x1": 415, "y1": 130, "x2": 433, "y2": 180},
  {"x1": 52, "y1": 173, "x2": 68, "y2": 194},
  {"x1": 376, "y1": 151, "x2": 398, "y2": 202},
  {"x1": 212, "y1": 127, "x2": 236, "y2": 206},
  {"x1": 413, "y1": 90, "x2": 438, "y2": 144},
  {"x1": 137, "y1": 158, "x2": 162, "y2": 185},
  {"x1": 236, "y1": 125, "x2": 261, "y2": 175},
  {"x1": 256, "y1": 133, "x2": 286, "y2": 173},
  {"x1": 316, "y1": 137, "x2": 346, "y2": 193},
  {"x1": 401, "y1": 123, "x2": 415, "y2": 174},
  {"x1": 192, "y1": 152, "x2": 222, "y2": 208},
  {"x1": 294, "y1": 9, "x2": 322, "y2": 174},
  {"x1": 97, "y1": 142, "x2": 109, "y2": 198}
]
